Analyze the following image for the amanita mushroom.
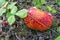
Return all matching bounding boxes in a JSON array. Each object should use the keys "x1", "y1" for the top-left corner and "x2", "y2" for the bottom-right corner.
[{"x1": 24, "y1": 7, "x2": 53, "y2": 31}]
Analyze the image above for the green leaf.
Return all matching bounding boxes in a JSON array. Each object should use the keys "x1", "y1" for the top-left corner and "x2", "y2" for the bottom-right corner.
[
  {"x1": 51, "y1": 8, "x2": 57, "y2": 13},
  {"x1": 0, "y1": 8, "x2": 6, "y2": 16},
  {"x1": 47, "y1": 6, "x2": 52, "y2": 11},
  {"x1": 33, "y1": 0, "x2": 42, "y2": 8},
  {"x1": 41, "y1": 0, "x2": 46, "y2": 4},
  {"x1": 57, "y1": 2, "x2": 60, "y2": 5},
  {"x1": 57, "y1": 26, "x2": 60, "y2": 32},
  {"x1": 6, "y1": 12, "x2": 12, "y2": 18},
  {"x1": 16, "y1": 9, "x2": 28, "y2": 18},
  {"x1": 11, "y1": 6, "x2": 18, "y2": 15},
  {"x1": 0, "y1": 0, "x2": 6, "y2": 7},
  {"x1": 35, "y1": 4, "x2": 42, "y2": 8},
  {"x1": 33, "y1": 0, "x2": 40, "y2": 5},
  {"x1": 7, "y1": 15, "x2": 15, "y2": 25},
  {"x1": 57, "y1": 0, "x2": 60, "y2": 5},
  {"x1": 55, "y1": 36, "x2": 60, "y2": 40},
  {"x1": 47, "y1": 6, "x2": 57, "y2": 13},
  {"x1": 8, "y1": 2, "x2": 17, "y2": 9}
]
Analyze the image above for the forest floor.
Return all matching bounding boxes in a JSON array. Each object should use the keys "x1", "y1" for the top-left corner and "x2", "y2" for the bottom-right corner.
[{"x1": 0, "y1": 0, "x2": 60, "y2": 40}]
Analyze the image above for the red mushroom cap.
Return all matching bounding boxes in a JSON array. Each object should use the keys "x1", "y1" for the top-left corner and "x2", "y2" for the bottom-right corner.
[{"x1": 24, "y1": 7, "x2": 53, "y2": 31}]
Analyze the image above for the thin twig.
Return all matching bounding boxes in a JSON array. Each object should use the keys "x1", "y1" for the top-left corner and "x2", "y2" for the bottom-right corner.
[
  {"x1": 15, "y1": 33, "x2": 22, "y2": 40},
  {"x1": 50, "y1": 29, "x2": 60, "y2": 35}
]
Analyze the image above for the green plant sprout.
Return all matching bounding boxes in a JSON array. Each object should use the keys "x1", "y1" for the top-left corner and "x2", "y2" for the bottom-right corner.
[
  {"x1": 0, "y1": 1, "x2": 28, "y2": 25},
  {"x1": 33, "y1": 0, "x2": 46, "y2": 8}
]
